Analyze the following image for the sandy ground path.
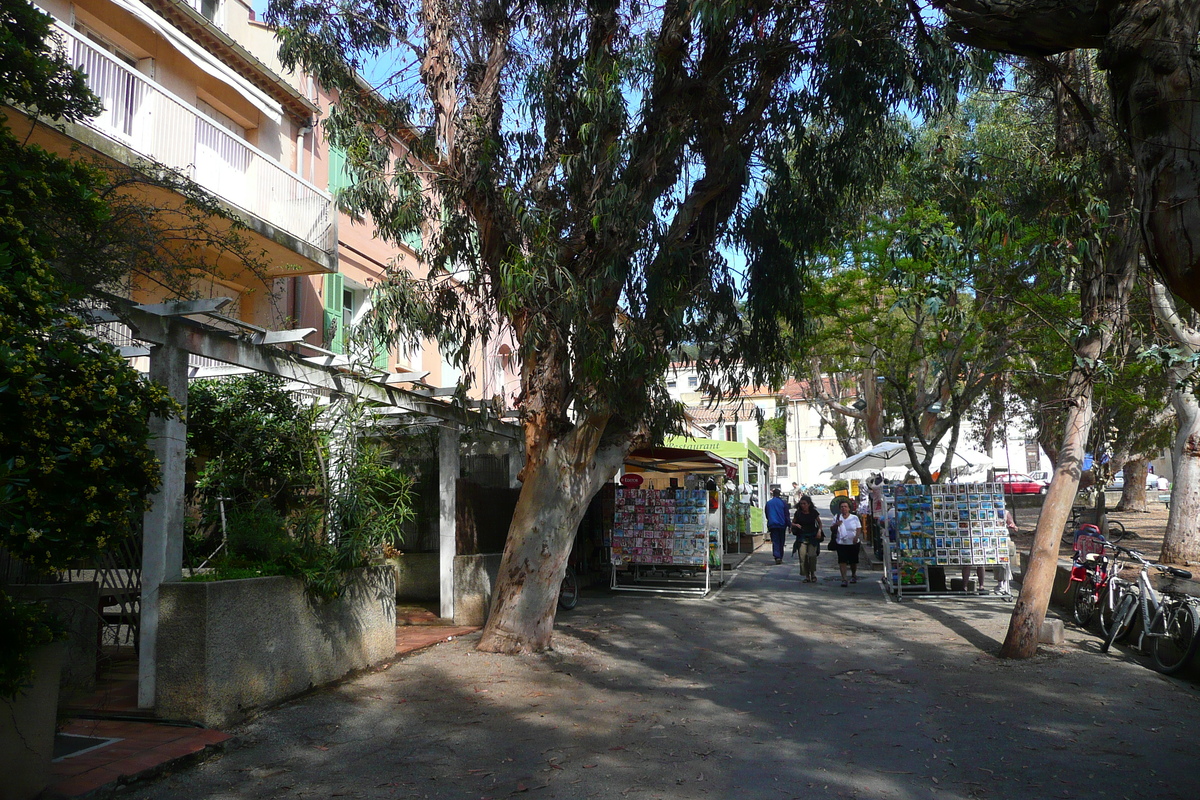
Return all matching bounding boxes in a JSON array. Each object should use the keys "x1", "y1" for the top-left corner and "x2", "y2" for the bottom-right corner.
[{"x1": 127, "y1": 545, "x2": 1200, "y2": 800}]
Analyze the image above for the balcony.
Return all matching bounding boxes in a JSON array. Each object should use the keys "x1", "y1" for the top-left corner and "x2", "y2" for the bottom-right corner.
[{"x1": 55, "y1": 22, "x2": 335, "y2": 257}]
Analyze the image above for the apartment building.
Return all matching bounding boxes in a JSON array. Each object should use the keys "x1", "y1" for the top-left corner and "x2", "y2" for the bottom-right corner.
[
  {"x1": 209, "y1": 8, "x2": 522, "y2": 401},
  {"x1": 11, "y1": 0, "x2": 336, "y2": 326}
]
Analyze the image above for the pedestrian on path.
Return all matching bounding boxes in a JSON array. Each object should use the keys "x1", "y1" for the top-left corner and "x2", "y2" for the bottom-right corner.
[
  {"x1": 765, "y1": 487, "x2": 789, "y2": 564},
  {"x1": 791, "y1": 494, "x2": 823, "y2": 582},
  {"x1": 831, "y1": 498, "x2": 862, "y2": 587}
]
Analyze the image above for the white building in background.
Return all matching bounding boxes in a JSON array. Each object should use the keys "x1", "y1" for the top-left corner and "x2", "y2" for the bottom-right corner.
[{"x1": 664, "y1": 367, "x2": 1065, "y2": 487}]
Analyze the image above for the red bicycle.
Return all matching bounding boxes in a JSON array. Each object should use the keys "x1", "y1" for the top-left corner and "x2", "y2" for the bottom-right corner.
[{"x1": 1068, "y1": 526, "x2": 1124, "y2": 637}]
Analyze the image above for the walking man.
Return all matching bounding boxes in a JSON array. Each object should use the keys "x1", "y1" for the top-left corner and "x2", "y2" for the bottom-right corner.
[{"x1": 765, "y1": 487, "x2": 789, "y2": 565}]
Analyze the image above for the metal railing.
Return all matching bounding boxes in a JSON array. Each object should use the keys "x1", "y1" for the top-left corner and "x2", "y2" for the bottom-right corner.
[{"x1": 56, "y1": 22, "x2": 334, "y2": 254}]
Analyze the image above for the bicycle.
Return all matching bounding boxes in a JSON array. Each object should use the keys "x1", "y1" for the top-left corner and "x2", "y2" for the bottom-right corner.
[
  {"x1": 1100, "y1": 545, "x2": 1199, "y2": 675},
  {"x1": 558, "y1": 564, "x2": 579, "y2": 610},
  {"x1": 1062, "y1": 513, "x2": 1126, "y2": 545},
  {"x1": 1066, "y1": 529, "x2": 1127, "y2": 637},
  {"x1": 1068, "y1": 527, "x2": 1115, "y2": 631}
]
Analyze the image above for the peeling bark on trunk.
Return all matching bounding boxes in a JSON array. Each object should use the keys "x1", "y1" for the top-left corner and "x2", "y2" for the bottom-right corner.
[
  {"x1": 477, "y1": 425, "x2": 629, "y2": 654},
  {"x1": 1115, "y1": 455, "x2": 1149, "y2": 512},
  {"x1": 1161, "y1": 398, "x2": 1200, "y2": 564},
  {"x1": 1150, "y1": 281, "x2": 1200, "y2": 564}
]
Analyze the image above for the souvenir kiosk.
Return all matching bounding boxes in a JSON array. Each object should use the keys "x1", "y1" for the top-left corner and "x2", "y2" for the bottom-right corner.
[
  {"x1": 885, "y1": 482, "x2": 1014, "y2": 599},
  {"x1": 663, "y1": 436, "x2": 771, "y2": 551},
  {"x1": 609, "y1": 446, "x2": 736, "y2": 597}
]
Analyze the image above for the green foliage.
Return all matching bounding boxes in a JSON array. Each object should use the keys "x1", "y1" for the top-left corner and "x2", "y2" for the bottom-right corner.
[
  {"x1": 794, "y1": 90, "x2": 1089, "y2": 476},
  {"x1": 0, "y1": 77, "x2": 176, "y2": 573},
  {"x1": 0, "y1": 592, "x2": 66, "y2": 699},
  {"x1": 758, "y1": 416, "x2": 787, "y2": 456},
  {"x1": 0, "y1": 0, "x2": 100, "y2": 122},
  {"x1": 186, "y1": 378, "x2": 415, "y2": 599},
  {"x1": 333, "y1": 441, "x2": 416, "y2": 552},
  {"x1": 188, "y1": 375, "x2": 325, "y2": 526},
  {"x1": 266, "y1": 0, "x2": 973, "y2": 448},
  {"x1": 830, "y1": 479, "x2": 849, "y2": 493}
]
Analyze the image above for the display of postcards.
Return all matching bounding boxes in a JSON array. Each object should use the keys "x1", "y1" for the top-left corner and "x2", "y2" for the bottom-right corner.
[
  {"x1": 960, "y1": 548, "x2": 973, "y2": 559},
  {"x1": 999, "y1": 553, "x2": 1010, "y2": 564},
  {"x1": 970, "y1": 537, "x2": 981, "y2": 549},
  {"x1": 949, "y1": 554, "x2": 962, "y2": 565},
  {"x1": 933, "y1": 537, "x2": 944, "y2": 548}
]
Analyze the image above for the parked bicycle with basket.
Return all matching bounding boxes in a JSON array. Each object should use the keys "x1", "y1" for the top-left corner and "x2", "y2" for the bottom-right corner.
[{"x1": 1100, "y1": 545, "x2": 1199, "y2": 675}]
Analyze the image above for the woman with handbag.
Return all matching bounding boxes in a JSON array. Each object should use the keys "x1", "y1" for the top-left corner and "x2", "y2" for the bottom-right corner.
[
  {"x1": 831, "y1": 498, "x2": 862, "y2": 587},
  {"x1": 791, "y1": 494, "x2": 823, "y2": 583}
]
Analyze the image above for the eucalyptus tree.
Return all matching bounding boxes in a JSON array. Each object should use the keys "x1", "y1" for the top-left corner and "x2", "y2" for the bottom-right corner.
[
  {"x1": 266, "y1": 0, "x2": 966, "y2": 652},
  {"x1": 1148, "y1": 283, "x2": 1200, "y2": 564},
  {"x1": 802, "y1": 93, "x2": 1071, "y2": 483}
]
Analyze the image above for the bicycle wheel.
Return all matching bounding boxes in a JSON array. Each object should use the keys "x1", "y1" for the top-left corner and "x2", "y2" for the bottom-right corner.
[
  {"x1": 1101, "y1": 591, "x2": 1138, "y2": 653},
  {"x1": 558, "y1": 565, "x2": 579, "y2": 610},
  {"x1": 1098, "y1": 580, "x2": 1128, "y2": 639},
  {"x1": 1151, "y1": 600, "x2": 1200, "y2": 675},
  {"x1": 1105, "y1": 521, "x2": 1127, "y2": 544},
  {"x1": 1072, "y1": 576, "x2": 1098, "y2": 628}
]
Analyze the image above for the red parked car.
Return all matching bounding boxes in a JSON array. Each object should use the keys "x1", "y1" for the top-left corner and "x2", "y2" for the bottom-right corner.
[{"x1": 996, "y1": 473, "x2": 1048, "y2": 494}]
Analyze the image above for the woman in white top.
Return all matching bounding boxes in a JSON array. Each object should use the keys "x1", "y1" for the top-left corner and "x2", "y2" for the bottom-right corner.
[{"x1": 832, "y1": 498, "x2": 862, "y2": 587}]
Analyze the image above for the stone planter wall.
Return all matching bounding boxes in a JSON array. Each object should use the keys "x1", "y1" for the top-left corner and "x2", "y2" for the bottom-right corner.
[
  {"x1": 155, "y1": 566, "x2": 395, "y2": 728},
  {"x1": 453, "y1": 554, "x2": 503, "y2": 626},
  {"x1": 385, "y1": 553, "x2": 440, "y2": 601},
  {"x1": 0, "y1": 642, "x2": 64, "y2": 800},
  {"x1": 11, "y1": 582, "x2": 98, "y2": 696}
]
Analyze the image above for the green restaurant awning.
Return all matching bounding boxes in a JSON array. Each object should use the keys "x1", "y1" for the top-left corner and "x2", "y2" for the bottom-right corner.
[{"x1": 662, "y1": 435, "x2": 768, "y2": 464}]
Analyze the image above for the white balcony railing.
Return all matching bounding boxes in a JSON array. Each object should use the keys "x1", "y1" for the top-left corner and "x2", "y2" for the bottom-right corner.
[{"x1": 55, "y1": 23, "x2": 334, "y2": 255}]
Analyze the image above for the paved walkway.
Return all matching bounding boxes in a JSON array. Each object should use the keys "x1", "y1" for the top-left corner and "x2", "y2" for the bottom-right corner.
[
  {"x1": 44, "y1": 622, "x2": 477, "y2": 798},
  {"x1": 113, "y1": 545, "x2": 1200, "y2": 800}
]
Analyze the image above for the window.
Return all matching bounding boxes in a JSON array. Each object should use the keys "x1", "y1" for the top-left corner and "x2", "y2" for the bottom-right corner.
[
  {"x1": 687, "y1": 375, "x2": 698, "y2": 388},
  {"x1": 776, "y1": 465, "x2": 789, "y2": 478},
  {"x1": 666, "y1": 379, "x2": 676, "y2": 388},
  {"x1": 724, "y1": 424, "x2": 737, "y2": 442},
  {"x1": 186, "y1": 0, "x2": 224, "y2": 27}
]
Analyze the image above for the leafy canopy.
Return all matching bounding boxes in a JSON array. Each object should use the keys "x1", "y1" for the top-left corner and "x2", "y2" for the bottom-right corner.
[{"x1": 268, "y1": 0, "x2": 971, "y2": 448}]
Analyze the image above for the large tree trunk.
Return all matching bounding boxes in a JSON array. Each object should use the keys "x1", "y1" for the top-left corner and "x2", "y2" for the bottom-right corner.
[
  {"x1": 1000, "y1": 139, "x2": 1139, "y2": 657},
  {"x1": 1115, "y1": 455, "x2": 1149, "y2": 512},
  {"x1": 1000, "y1": 364, "x2": 1096, "y2": 657},
  {"x1": 1150, "y1": 281, "x2": 1200, "y2": 564},
  {"x1": 1161, "y1": 394, "x2": 1200, "y2": 564},
  {"x1": 477, "y1": 421, "x2": 628, "y2": 653}
]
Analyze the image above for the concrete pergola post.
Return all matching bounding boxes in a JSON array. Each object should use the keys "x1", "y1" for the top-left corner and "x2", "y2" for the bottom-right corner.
[
  {"x1": 138, "y1": 334, "x2": 189, "y2": 709},
  {"x1": 439, "y1": 424, "x2": 459, "y2": 621}
]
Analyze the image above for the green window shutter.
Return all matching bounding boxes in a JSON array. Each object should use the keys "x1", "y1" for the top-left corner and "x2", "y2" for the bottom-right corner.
[
  {"x1": 370, "y1": 292, "x2": 388, "y2": 369},
  {"x1": 322, "y1": 272, "x2": 345, "y2": 353},
  {"x1": 402, "y1": 225, "x2": 422, "y2": 253},
  {"x1": 328, "y1": 145, "x2": 352, "y2": 196}
]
